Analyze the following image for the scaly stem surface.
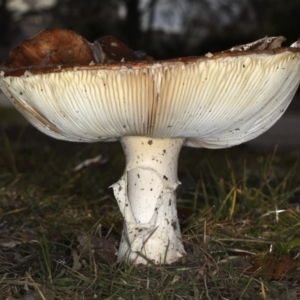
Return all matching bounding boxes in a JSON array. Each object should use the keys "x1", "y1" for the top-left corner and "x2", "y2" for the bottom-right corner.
[{"x1": 111, "y1": 136, "x2": 186, "y2": 264}]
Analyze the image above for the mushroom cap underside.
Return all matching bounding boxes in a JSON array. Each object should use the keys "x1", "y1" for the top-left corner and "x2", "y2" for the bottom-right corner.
[{"x1": 1, "y1": 50, "x2": 300, "y2": 148}]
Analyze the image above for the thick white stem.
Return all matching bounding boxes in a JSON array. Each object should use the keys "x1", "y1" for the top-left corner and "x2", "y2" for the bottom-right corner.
[{"x1": 111, "y1": 136, "x2": 186, "y2": 264}]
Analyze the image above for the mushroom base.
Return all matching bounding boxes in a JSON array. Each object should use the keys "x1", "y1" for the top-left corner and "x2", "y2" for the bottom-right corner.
[{"x1": 111, "y1": 136, "x2": 186, "y2": 264}]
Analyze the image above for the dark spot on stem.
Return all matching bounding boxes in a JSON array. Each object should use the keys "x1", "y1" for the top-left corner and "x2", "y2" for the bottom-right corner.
[
  {"x1": 148, "y1": 140, "x2": 153, "y2": 145},
  {"x1": 171, "y1": 221, "x2": 177, "y2": 230}
]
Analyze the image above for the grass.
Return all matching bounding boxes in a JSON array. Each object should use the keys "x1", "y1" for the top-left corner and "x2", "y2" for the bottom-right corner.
[{"x1": 0, "y1": 108, "x2": 300, "y2": 299}]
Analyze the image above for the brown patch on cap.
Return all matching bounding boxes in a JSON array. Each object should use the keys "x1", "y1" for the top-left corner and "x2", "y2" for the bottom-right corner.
[
  {"x1": 94, "y1": 35, "x2": 153, "y2": 63},
  {"x1": 2, "y1": 28, "x2": 95, "y2": 68}
]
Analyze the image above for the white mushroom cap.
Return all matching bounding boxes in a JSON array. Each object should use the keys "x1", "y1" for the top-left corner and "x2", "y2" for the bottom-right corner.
[{"x1": 1, "y1": 32, "x2": 300, "y2": 149}]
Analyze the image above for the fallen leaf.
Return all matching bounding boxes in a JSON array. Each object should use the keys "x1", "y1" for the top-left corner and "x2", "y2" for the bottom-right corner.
[
  {"x1": 244, "y1": 253, "x2": 299, "y2": 280},
  {"x1": 0, "y1": 237, "x2": 21, "y2": 248}
]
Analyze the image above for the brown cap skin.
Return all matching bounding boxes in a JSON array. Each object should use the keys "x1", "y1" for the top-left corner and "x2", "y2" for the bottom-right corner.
[
  {"x1": 0, "y1": 28, "x2": 155, "y2": 76},
  {"x1": 2, "y1": 29, "x2": 300, "y2": 78},
  {"x1": 2, "y1": 28, "x2": 95, "y2": 68},
  {"x1": 94, "y1": 35, "x2": 154, "y2": 63}
]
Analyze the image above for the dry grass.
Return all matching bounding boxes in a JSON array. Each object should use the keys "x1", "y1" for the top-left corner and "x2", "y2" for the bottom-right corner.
[{"x1": 0, "y1": 108, "x2": 300, "y2": 299}]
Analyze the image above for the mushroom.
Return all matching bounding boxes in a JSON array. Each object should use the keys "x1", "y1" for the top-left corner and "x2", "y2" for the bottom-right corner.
[{"x1": 1, "y1": 28, "x2": 300, "y2": 264}]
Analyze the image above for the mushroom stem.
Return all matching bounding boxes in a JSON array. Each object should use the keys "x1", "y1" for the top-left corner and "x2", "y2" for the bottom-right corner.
[{"x1": 111, "y1": 136, "x2": 186, "y2": 264}]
